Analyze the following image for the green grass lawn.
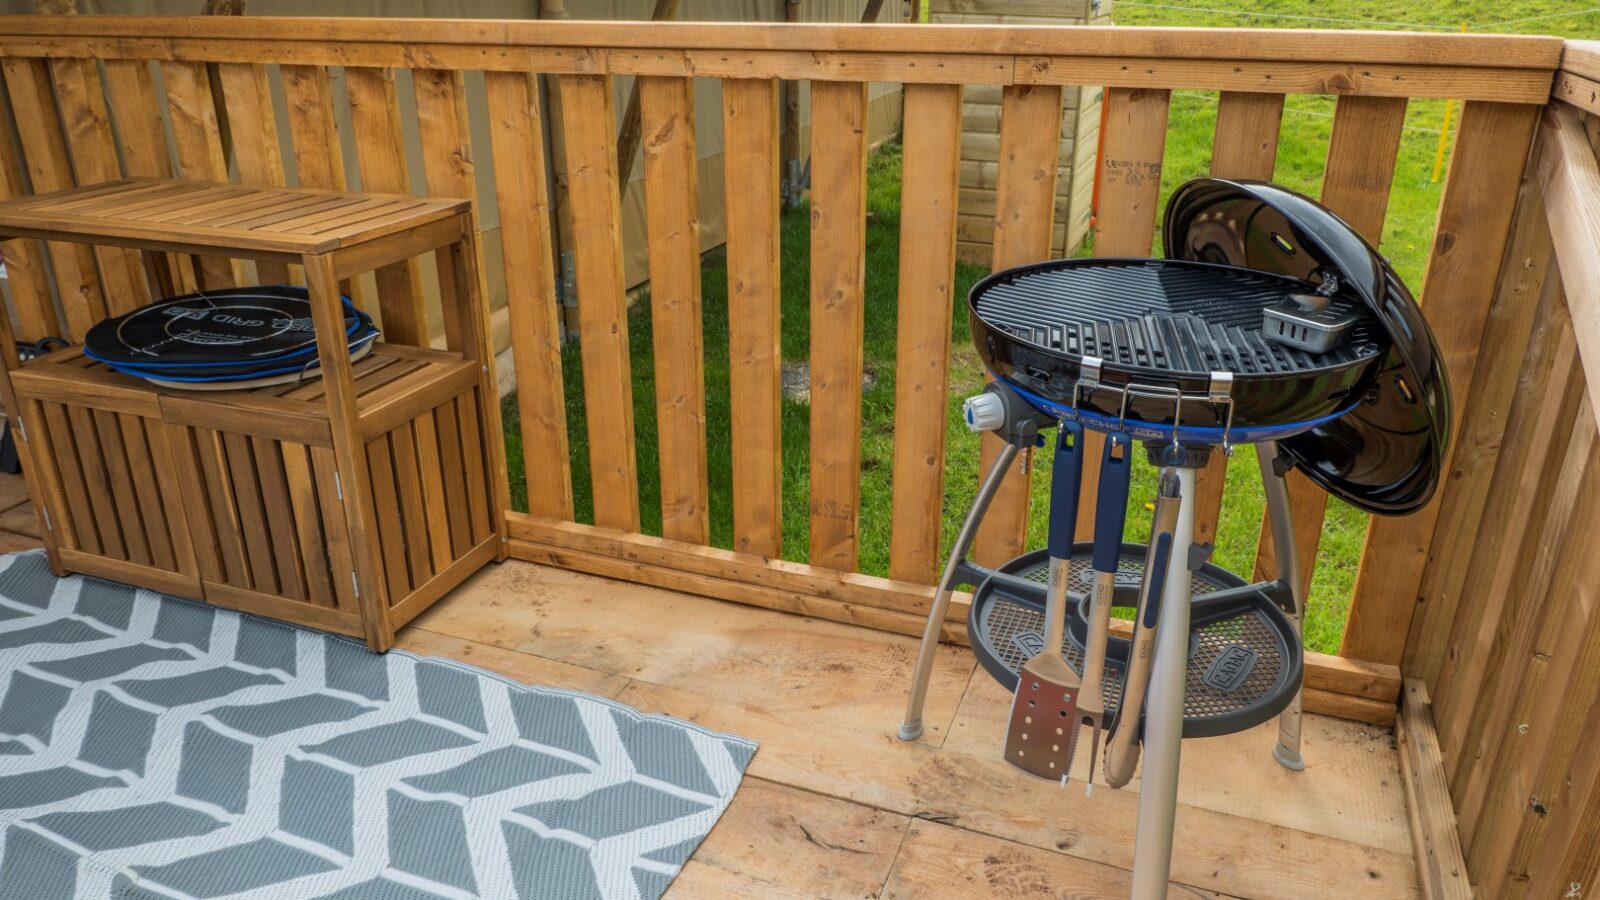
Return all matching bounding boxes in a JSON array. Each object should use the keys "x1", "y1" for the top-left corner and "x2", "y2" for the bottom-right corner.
[{"x1": 504, "y1": 1, "x2": 1600, "y2": 655}]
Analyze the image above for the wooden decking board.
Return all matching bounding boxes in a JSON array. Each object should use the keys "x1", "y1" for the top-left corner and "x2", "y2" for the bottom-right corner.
[
  {"x1": 0, "y1": 486, "x2": 1416, "y2": 899},
  {"x1": 674, "y1": 777, "x2": 910, "y2": 899},
  {"x1": 406, "y1": 558, "x2": 1420, "y2": 899},
  {"x1": 884, "y1": 820, "x2": 1232, "y2": 899},
  {"x1": 945, "y1": 673, "x2": 1411, "y2": 853},
  {"x1": 408, "y1": 560, "x2": 975, "y2": 743}
]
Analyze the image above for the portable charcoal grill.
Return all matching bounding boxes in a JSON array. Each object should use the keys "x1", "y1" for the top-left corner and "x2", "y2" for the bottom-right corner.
[{"x1": 896, "y1": 178, "x2": 1450, "y2": 900}]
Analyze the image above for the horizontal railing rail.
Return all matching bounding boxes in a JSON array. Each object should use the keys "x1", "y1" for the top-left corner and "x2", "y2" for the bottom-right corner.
[{"x1": 0, "y1": 16, "x2": 1567, "y2": 729}]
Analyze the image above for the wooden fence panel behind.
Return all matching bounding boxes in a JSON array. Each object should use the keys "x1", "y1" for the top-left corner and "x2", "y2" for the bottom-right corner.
[
  {"x1": 888, "y1": 82, "x2": 963, "y2": 585},
  {"x1": 640, "y1": 75, "x2": 709, "y2": 546},
  {"x1": 485, "y1": 70, "x2": 574, "y2": 522},
  {"x1": 807, "y1": 79, "x2": 869, "y2": 572},
  {"x1": 721, "y1": 77, "x2": 784, "y2": 559},
  {"x1": 1418, "y1": 101, "x2": 1600, "y2": 898},
  {"x1": 972, "y1": 82, "x2": 1064, "y2": 567},
  {"x1": 560, "y1": 73, "x2": 640, "y2": 533}
]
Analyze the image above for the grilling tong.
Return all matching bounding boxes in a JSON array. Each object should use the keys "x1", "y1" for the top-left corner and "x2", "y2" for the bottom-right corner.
[{"x1": 1005, "y1": 427, "x2": 1138, "y2": 787}]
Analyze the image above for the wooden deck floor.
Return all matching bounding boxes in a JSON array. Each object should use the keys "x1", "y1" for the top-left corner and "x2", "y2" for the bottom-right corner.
[
  {"x1": 0, "y1": 470, "x2": 1416, "y2": 898},
  {"x1": 404, "y1": 558, "x2": 1418, "y2": 900}
]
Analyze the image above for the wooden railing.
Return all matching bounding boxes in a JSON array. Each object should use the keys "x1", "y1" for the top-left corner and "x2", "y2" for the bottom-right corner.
[
  {"x1": 0, "y1": 17, "x2": 1568, "y2": 727},
  {"x1": 1395, "y1": 45, "x2": 1600, "y2": 899}
]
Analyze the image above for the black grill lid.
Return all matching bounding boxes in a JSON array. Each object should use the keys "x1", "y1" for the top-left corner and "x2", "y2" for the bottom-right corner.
[{"x1": 1163, "y1": 178, "x2": 1450, "y2": 514}]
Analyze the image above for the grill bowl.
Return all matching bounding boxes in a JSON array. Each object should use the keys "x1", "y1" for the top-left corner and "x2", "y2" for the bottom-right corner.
[{"x1": 969, "y1": 257, "x2": 1386, "y2": 442}]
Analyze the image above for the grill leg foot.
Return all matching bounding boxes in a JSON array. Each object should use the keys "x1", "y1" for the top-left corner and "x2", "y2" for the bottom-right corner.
[{"x1": 1274, "y1": 742, "x2": 1306, "y2": 771}]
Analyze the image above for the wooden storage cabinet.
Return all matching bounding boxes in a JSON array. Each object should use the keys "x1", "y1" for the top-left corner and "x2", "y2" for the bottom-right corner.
[{"x1": 0, "y1": 179, "x2": 508, "y2": 651}]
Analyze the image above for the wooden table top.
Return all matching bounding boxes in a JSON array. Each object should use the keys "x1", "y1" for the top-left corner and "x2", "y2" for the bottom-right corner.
[{"x1": 0, "y1": 179, "x2": 469, "y2": 256}]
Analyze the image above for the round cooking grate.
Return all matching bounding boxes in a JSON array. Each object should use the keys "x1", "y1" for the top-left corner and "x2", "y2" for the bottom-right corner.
[{"x1": 969, "y1": 543, "x2": 1302, "y2": 739}]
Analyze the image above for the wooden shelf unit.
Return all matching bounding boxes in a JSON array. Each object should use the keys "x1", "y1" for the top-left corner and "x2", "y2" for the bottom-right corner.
[{"x1": 0, "y1": 179, "x2": 507, "y2": 651}]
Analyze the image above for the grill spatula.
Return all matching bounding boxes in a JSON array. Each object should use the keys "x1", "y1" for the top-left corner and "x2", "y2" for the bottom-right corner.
[
  {"x1": 1080, "y1": 432, "x2": 1132, "y2": 791},
  {"x1": 1005, "y1": 420, "x2": 1085, "y2": 782}
]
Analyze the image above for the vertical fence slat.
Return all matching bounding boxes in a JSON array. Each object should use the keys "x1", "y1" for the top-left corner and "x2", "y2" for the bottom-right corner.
[
  {"x1": 1524, "y1": 685, "x2": 1600, "y2": 899},
  {"x1": 807, "y1": 79, "x2": 869, "y2": 572},
  {"x1": 1434, "y1": 268, "x2": 1578, "y2": 776},
  {"x1": 1455, "y1": 407, "x2": 1594, "y2": 840},
  {"x1": 345, "y1": 66, "x2": 428, "y2": 345},
  {"x1": 412, "y1": 68, "x2": 512, "y2": 541},
  {"x1": 1410, "y1": 169, "x2": 1553, "y2": 687},
  {"x1": 1193, "y1": 90, "x2": 1284, "y2": 546},
  {"x1": 1208, "y1": 91, "x2": 1283, "y2": 181},
  {"x1": 280, "y1": 63, "x2": 369, "y2": 308},
  {"x1": 1496, "y1": 551, "x2": 1600, "y2": 898},
  {"x1": 49, "y1": 57, "x2": 151, "y2": 317},
  {"x1": 721, "y1": 78, "x2": 783, "y2": 558},
  {"x1": 1342, "y1": 101, "x2": 1540, "y2": 667},
  {"x1": 560, "y1": 73, "x2": 640, "y2": 533},
  {"x1": 161, "y1": 60, "x2": 241, "y2": 289},
  {"x1": 1253, "y1": 95, "x2": 1405, "y2": 597},
  {"x1": 640, "y1": 75, "x2": 709, "y2": 546},
  {"x1": 972, "y1": 83, "x2": 1065, "y2": 566},
  {"x1": 888, "y1": 82, "x2": 962, "y2": 584},
  {"x1": 2, "y1": 57, "x2": 106, "y2": 339},
  {"x1": 1076, "y1": 86, "x2": 1168, "y2": 540},
  {"x1": 103, "y1": 58, "x2": 198, "y2": 295},
  {"x1": 485, "y1": 70, "x2": 574, "y2": 522},
  {"x1": 412, "y1": 68, "x2": 479, "y2": 347},
  {"x1": 215, "y1": 62, "x2": 292, "y2": 285},
  {"x1": 1463, "y1": 428, "x2": 1600, "y2": 895}
]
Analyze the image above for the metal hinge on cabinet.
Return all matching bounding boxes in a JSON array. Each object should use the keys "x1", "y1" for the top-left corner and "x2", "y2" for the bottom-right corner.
[
  {"x1": 334, "y1": 471, "x2": 344, "y2": 501},
  {"x1": 15, "y1": 420, "x2": 25, "y2": 443},
  {"x1": 351, "y1": 571, "x2": 360, "y2": 598},
  {"x1": 40, "y1": 506, "x2": 50, "y2": 531}
]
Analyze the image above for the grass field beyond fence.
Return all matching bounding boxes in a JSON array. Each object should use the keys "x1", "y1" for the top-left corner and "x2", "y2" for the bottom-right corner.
[{"x1": 505, "y1": 1, "x2": 1600, "y2": 655}]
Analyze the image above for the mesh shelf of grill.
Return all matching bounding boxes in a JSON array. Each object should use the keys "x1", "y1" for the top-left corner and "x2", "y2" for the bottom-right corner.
[{"x1": 968, "y1": 543, "x2": 1303, "y2": 739}]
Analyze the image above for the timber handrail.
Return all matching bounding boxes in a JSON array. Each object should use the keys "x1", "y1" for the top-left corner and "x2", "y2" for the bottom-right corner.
[{"x1": 0, "y1": 16, "x2": 1562, "y2": 100}]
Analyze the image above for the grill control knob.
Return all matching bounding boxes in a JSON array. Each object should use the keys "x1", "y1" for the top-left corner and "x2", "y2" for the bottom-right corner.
[{"x1": 964, "y1": 392, "x2": 1005, "y2": 433}]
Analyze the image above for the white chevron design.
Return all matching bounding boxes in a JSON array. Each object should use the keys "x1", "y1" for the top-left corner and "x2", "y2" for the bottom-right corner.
[{"x1": 0, "y1": 551, "x2": 757, "y2": 900}]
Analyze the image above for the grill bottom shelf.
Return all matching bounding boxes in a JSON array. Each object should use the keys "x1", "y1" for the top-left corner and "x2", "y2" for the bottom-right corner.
[{"x1": 968, "y1": 543, "x2": 1302, "y2": 739}]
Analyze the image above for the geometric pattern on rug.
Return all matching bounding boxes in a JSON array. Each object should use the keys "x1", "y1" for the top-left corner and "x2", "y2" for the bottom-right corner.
[{"x1": 0, "y1": 551, "x2": 757, "y2": 899}]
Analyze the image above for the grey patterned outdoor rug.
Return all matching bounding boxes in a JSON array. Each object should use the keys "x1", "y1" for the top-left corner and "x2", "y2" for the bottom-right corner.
[{"x1": 0, "y1": 550, "x2": 757, "y2": 900}]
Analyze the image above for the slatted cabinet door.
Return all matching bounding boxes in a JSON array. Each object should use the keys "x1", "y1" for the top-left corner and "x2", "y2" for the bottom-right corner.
[{"x1": 15, "y1": 381, "x2": 199, "y2": 599}]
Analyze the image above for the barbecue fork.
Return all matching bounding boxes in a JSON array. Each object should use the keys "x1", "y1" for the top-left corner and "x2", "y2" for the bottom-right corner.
[{"x1": 1005, "y1": 420, "x2": 1085, "y2": 782}]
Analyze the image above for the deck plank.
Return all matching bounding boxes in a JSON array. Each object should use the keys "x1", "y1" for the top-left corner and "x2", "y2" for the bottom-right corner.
[
  {"x1": 407, "y1": 561, "x2": 975, "y2": 742},
  {"x1": 668, "y1": 777, "x2": 908, "y2": 899},
  {"x1": 393, "y1": 624, "x2": 629, "y2": 700},
  {"x1": 884, "y1": 820, "x2": 1230, "y2": 899},
  {"x1": 945, "y1": 670, "x2": 1411, "y2": 853}
]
